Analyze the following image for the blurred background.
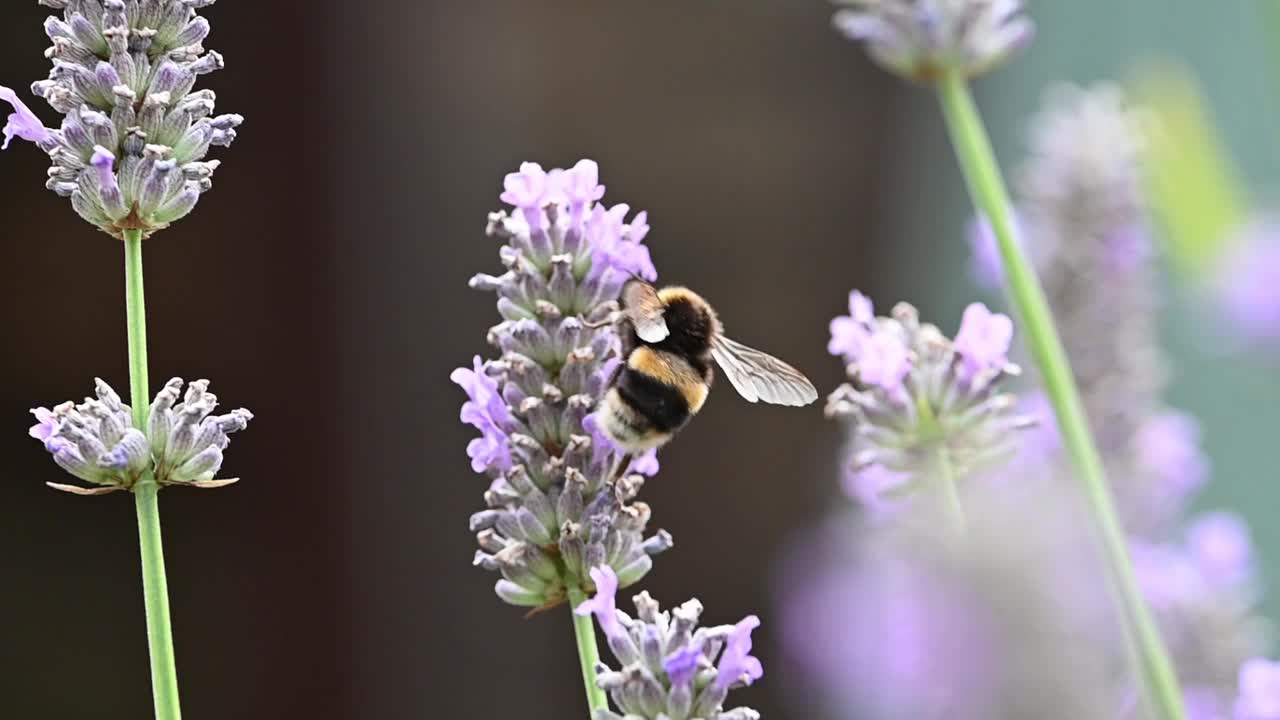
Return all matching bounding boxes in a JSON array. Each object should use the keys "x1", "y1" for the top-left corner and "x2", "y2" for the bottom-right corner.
[{"x1": 1, "y1": 1, "x2": 1277, "y2": 718}]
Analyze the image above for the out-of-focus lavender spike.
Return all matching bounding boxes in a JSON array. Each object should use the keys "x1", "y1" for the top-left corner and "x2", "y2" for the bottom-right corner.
[{"x1": 832, "y1": 0, "x2": 1034, "y2": 82}]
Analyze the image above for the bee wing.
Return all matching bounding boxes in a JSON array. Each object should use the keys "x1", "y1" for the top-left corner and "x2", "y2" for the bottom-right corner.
[
  {"x1": 710, "y1": 334, "x2": 819, "y2": 406},
  {"x1": 621, "y1": 279, "x2": 670, "y2": 343}
]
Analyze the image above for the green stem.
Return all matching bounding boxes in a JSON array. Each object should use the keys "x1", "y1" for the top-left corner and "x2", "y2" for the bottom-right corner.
[
  {"x1": 932, "y1": 445, "x2": 966, "y2": 535},
  {"x1": 935, "y1": 72, "x2": 1185, "y2": 720},
  {"x1": 566, "y1": 586, "x2": 609, "y2": 717},
  {"x1": 124, "y1": 230, "x2": 183, "y2": 720},
  {"x1": 915, "y1": 393, "x2": 966, "y2": 533}
]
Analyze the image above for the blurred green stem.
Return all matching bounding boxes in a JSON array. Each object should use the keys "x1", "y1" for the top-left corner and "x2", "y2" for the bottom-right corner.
[
  {"x1": 934, "y1": 72, "x2": 1185, "y2": 720},
  {"x1": 124, "y1": 230, "x2": 183, "y2": 720},
  {"x1": 567, "y1": 586, "x2": 609, "y2": 716},
  {"x1": 916, "y1": 393, "x2": 966, "y2": 532}
]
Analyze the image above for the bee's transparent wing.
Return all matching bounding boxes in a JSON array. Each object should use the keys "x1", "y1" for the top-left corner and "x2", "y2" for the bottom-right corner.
[
  {"x1": 621, "y1": 279, "x2": 670, "y2": 343},
  {"x1": 710, "y1": 334, "x2": 819, "y2": 406}
]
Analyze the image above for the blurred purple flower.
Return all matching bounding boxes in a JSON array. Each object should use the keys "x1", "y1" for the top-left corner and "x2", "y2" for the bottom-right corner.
[
  {"x1": 1187, "y1": 512, "x2": 1253, "y2": 590},
  {"x1": 857, "y1": 329, "x2": 912, "y2": 390},
  {"x1": 829, "y1": 290, "x2": 875, "y2": 360},
  {"x1": 825, "y1": 296, "x2": 1033, "y2": 490},
  {"x1": 1135, "y1": 411, "x2": 1210, "y2": 502},
  {"x1": 777, "y1": 496, "x2": 1113, "y2": 720},
  {"x1": 1216, "y1": 221, "x2": 1280, "y2": 348},
  {"x1": 953, "y1": 302, "x2": 1014, "y2": 381},
  {"x1": 841, "y1": 463, "x2": 912, "y2": 510},
  {"x1": 0, "y1": 85, "x2": 51, "y2": 150},
  {"x1": 831, "y1": 0, "x2": 1035, "y2": 81},
  {"x1": 1236, "y1": 659, "x2": 1280, "y2": 720}
]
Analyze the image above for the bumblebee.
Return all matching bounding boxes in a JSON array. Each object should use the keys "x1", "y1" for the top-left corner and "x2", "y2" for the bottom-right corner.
[{"x1": 594, "y1": 279, "x2": 818, "y2": 452}]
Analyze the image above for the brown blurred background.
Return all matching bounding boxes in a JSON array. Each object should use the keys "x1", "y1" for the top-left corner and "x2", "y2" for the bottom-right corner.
[{"x1": 0, "y1": 2, "x2": 893, "y2": 717}]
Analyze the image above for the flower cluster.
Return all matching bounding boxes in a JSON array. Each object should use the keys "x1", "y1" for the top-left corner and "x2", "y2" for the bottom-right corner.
[
  {"x1": 825, "y1": 292, "x2": 1032, "y2": 505},
  {"x1": 2, "y1": 0, "x2": 242, "y2": 237},
  {"x1": 29, "y1": 377, "x2": 251, "y2": 494},
  {"x1": 576, "y1": 566, "x2": 762, "y2": 720},
  {"x1": 459, "y1": 160, "x2": 671, "y2": 609},
  {"x1": 832, "y1": 0, "x2": 1035, "y2": 81}
]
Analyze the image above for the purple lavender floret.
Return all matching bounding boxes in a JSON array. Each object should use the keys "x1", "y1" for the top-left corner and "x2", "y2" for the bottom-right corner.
[
  {"x1": 577, "y1": 565, "x2": 763, "y2": 720},
  {"x1": 460, "y1": 160, "x2": 671, "y2": 609},
  {"x1": 30, "y1": 377, "x2": 251, "y2": 493},
  {"x1": 3, "y1": 0, "x2": 242, "y2": 237}
]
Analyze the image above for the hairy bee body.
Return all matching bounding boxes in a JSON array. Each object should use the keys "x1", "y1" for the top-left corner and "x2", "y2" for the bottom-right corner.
[
  {"x1": 595, "y1": 280, "x2": 817, "y2": 454},
  {"x1": 600, "y1": 287, "x2": 718, "y2": 452}
]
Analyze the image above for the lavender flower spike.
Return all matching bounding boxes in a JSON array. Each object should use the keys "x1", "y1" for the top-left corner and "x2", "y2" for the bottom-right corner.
[
  {"x1": 461, "y1": 160, "x2": 670, "y2": 609},
  {"x1": 9, "y1": 0, "x2": 242, "y2": 237},
  {"x1": 825, "y1": 293, "x2": 1034, "y2": 504},
  {"x1": 582, "y1": 566, "x2": 763, "y2": 720},
  {"x1": 30, "y1": 377, "x2": 252, "y2": 494},
  {"x1": 832, "y1": 0, "x2": 1035, "y2": 82}
]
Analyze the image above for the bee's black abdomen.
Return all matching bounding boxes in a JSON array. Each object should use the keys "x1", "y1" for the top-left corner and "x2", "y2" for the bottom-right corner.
[{"x1": 615, "y1": 367, "x2": 692, "y2": 433}]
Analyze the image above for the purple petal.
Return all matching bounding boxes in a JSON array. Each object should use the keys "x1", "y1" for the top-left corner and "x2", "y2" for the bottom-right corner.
[
  {"x1": 715, "y1": 615, "x2": 762, "y2": 690},
  {"x1": 953, "y1": 303, "x2": 1014, "y2": 380},
  {"x1": 0, "y1": 85, "x2": 53, "y2": 150},
  {"x1": 499, "y1": 161, "x2": 549, "y2": 209},
  {"x1": 28, "y1": 407, "x2": 57, "y2": 444},
  {"x1": 629, "y1": 449, "x2": 659, "y2": 476},
  {"x1": 1186, "y1": 512, "x2": 1252, "y2": 589},
  {"x1": 857, "y1": 329, "x2": 912, "y2": 390},
  {"x1": 574, "y1": 565, "x2": 622, "y2": 640},
  {"x1": 90, "y1": 146, "x2": 117, "y2": 190},
  {"x1": 663, "y1": 644, "x2": 702, "y2": 686}
]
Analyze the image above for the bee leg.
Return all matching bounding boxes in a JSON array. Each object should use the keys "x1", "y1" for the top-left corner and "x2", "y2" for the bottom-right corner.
[
  {"x1": 614, "y1": 454, "x2": 633, "y2": 482},
  {"x1": 581, "y1": 311, "x2": 620, "y2": 330}
]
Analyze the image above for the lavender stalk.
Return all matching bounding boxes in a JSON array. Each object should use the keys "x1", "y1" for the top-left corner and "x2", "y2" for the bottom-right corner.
[
  {"x1": 934, "y1": 69, "x2": 1184, "y2": 720},
  {"x1": 569, "y1": 585, "x2": 611, "y2": 713},
  {"x1": 9, "y1": 4, "x2": 253, "y2": 718},
  {"x1": 830, "y1": 3, "x2": 1184, "y2": 716},
  {"x1": 124, "y1": 228, "x2": 181, "y2": 719}
]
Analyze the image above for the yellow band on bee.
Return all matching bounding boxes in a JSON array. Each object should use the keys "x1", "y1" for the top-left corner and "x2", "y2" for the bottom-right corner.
[{"x1": 628, "y1": 347, "x2": 709, "y2": 413}]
